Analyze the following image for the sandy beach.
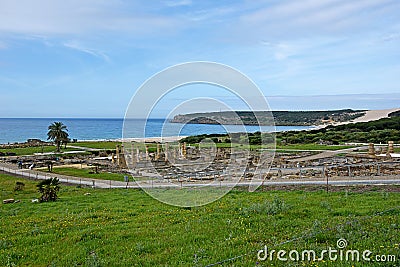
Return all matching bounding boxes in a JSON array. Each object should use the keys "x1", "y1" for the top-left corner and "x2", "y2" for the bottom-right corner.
[
  {"x1": 350, "y1": 108, "x2": 400, "y2": 123},
  {"x1": 327, "y1": 107, "x2": 400, "y2": 127}
]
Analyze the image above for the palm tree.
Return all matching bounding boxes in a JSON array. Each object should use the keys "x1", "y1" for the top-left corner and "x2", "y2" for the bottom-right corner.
[
  {"x1": 37, "y1": 177, "x2": 60, "y2": 202},
  {"x1": 47, "y1": 122, "x2": 69, "y2": 152}
]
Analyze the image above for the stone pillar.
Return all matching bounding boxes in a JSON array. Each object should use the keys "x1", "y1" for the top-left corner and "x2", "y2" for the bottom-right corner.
[
  {"x1": 131, "y1": 148, "x2": 135, "y2": 166},
  {"x1": 116, "y1": 145, "x2": 120, "y2": 162},
  {"x1": 117, "y1": 145, "x2": 127, "y2": 168},
  {"x1": 136, "y1": 147, "x2": 140, "y2": 163},
  {"x1": 165, "y1": 143, "x2": 168, "y2": 162},
  {"x1": 156, "y1": 143, "x2": 160, "y2": 160},
  {"x1": 183, "y1": 142, "x2": 187, "y2": 159},
  {"x1": 145, "y1": 145, "x2": 149, "y2": 160},
  {"x1": 388, "y1": 141, "x2": 394, "y2": 154},
  {"x1": 111, "y1": 153, "x2": 115, "y2": 164},
  {"x1": 368, "y1": 143, "x2": 375, "y2": 156}
]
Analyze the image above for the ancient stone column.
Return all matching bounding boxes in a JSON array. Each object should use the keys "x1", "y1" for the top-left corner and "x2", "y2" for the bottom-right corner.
[
  {"x1": 145, "y1": 145, "x2": 149, "y2": 160},
  {"x1": 116, "y1": 145, "x2": 120, "y2": 162},
  {"x1": 131, "y1": 148, "x2": 135, "y2": 166},
  {"x1": 164, "y1": 143, "x2": 169, "y2": 162},
  {"x1": 156, "y1": 143, "x2": 160, "y2": 160},
  {"x1": 388, "y1": 141, "x2": 394, "y2": 154},
  {"x1": 183, "y1": 142, "x2": 187, "y2": 159},
  {"x1": 136, "y1": 147, "x2": 140, "y2": 163},
  {"x1": 118, "y1": 145, "x2": 127, "y2": 168},
  {"x1": 368, "y1": 143, "x2": 375, "y2": 156}
]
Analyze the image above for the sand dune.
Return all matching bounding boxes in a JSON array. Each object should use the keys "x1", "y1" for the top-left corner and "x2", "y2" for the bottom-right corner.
[
  {"x1": 332, "y1": 108, "x2": 399, "y2": 126},
  {"x1": 352, "y1": 108, "x2": 399, "y2": 123}
]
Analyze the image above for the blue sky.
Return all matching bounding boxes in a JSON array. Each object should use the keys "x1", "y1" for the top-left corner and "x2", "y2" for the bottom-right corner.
[{"x1": 0, "y1": 0, "x2": 399, "y2": 118}]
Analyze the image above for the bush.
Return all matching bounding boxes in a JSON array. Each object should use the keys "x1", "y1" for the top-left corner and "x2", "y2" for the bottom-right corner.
[
  {"x1": 37, "y1": 178, "x2": 61, "y2": 202},
  {"x1": 240, "y1": 197, "x2": 289, "y2": 216},
  {"x1": 14, "y1": 181, "x2": 25, "y2": 191}
]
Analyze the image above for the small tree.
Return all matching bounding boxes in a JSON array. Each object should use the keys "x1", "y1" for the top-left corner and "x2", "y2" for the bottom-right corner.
[{"x1": 37, "y1": 178, "x2": 60, "y2": 202}]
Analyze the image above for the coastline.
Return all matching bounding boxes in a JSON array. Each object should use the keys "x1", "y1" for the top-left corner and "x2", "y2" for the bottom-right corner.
[{"x1": 0, "y1": 108, "x2": 398, "y2": 145}]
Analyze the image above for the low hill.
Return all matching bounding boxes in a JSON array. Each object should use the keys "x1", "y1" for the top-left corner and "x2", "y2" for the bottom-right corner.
[{"x1": 171, "y1": 109, "x2": 366, "y2": 126}]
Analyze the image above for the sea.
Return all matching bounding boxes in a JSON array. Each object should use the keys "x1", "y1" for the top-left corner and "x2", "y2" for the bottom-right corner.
[{"x1": 0, "y1": 118, "x2": 314, "y2": 144}]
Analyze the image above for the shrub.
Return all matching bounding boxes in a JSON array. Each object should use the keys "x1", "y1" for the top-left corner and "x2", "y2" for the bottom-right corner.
[
  {"x1": 14, "y1": 181, "x2": 25, "y2": 191},
  {"x1": 37, "y1": 178, "x2": 60, "y2": 202},
  {"x1": 240, "y1": 196, "x2": 289, "y2": 216}
]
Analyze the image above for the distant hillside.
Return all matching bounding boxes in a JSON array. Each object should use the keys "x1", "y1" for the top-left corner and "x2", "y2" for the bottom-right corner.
[
  {"x1": 171, "y1": 109, "x2": 366, "y2": 126},
  {"x1": 180, "y1": 116, "x2": 400, "y2": 145}
]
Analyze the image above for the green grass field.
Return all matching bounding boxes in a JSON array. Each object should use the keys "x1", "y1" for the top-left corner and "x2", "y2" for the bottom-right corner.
[
  {"x1": 0, "y1": 146, "x2": 84, "y2": 156},
  {"x1": 0, "y1": 174, "x2": 399, "y2": 266},
  {"x1": 48, "y1": 167, "x2": 127, "y2": 182},
  {"x1": 72, "y1": 141, "x2": 121, "y2": 150}
]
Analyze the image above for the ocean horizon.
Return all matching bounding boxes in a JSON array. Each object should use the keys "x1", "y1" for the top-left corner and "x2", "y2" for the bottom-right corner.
[{"x1": 0, "y1": 118, "x2": 313, "y2": 144}]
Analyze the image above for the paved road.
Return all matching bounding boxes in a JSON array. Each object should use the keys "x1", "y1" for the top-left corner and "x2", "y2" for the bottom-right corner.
[{"x1": 1, "y1": 162, "x2": 399, "y2": 189}]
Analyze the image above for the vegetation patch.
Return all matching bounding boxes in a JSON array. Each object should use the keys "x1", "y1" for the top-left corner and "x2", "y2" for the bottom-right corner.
[
  {"x1": 171, "y1": 109, "x2": 365, "y2": 126},
  {"x1": 180, "y1": 117, "x2": 400, "y2": 146}
]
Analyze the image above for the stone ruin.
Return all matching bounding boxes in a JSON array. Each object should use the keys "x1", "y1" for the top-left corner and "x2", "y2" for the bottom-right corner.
[
  {"x1": 114, "y1": 141, "x2": 276, "y2": 183},
  {"x1": 113, "y1": 140, "x2": 399, "y2": 182}
]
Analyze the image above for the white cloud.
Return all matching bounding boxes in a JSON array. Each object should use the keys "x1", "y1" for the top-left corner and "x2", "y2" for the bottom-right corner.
[
  {"x1": 0, "y1": 0, "x2": 179, "y2": 36},
  {"x1": 382, "y1": 33, "x2": 400, "y2": 42},
  {"x1": 63, "y1": 41, "x2": 110, "y2": 62},
  {"x1": 164, "y1": 0, "x2": 192, "y2": 7},
  {"x1": 236, "y1": 0, "x2": 399, "y2": 40},
  {"x1": 0, "y1": 41, "x2": 7, "y2": 49},
  {"x1": 185, "y1": 6, "x2": 239, "y2": 22}
]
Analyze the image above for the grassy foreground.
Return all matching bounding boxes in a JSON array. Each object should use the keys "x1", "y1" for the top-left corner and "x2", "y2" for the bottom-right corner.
[{"x1": 1, "y1": 174, "x2": 399, "y2": 266}]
